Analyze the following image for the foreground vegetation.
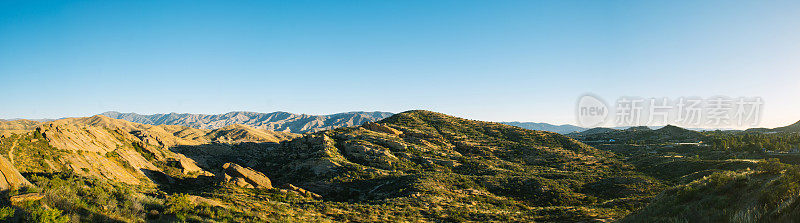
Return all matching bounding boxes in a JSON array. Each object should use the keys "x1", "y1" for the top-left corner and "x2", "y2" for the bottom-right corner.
[{"x1": 624, "y1": 158, "x2": 800, "y2": 222}]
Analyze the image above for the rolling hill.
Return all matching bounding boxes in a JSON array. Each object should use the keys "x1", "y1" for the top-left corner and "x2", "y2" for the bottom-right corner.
[
  {"x1": 747, "y1": 120, "x2": 800, "y2": 133},
  {"x1": 623, "y1": 159, "x2": 800, "y2": 222},
  {"x1": 255, "y1": 110, "x2": 662, "y2": 221},
  {"x1": 569, "y1": 125, "x2": 705, "y2": 144}
]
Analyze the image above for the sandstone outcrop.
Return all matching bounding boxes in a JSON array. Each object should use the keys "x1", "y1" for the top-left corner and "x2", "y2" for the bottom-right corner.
[
  {"x1": 221, "y1": 163, "x2": 272, "y2": 188},
  {"x1": 283, "y1": 184, "x2": 322, "y2": 199},
  {"x1": 0, "y1": 156, "x2": 32, "y2": 191},
  {"x1": 10, "y1": 193, "x2": 44, "y2": 204}
]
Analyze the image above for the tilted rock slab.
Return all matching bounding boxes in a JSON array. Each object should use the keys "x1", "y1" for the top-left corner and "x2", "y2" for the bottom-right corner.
[
  {"x1": 0, "y1": 156, "x2": 32, "y2": 191},
  {"x1": 10, "y1": 193, "x2": 44, "y2": 205},
  {"x1": 221, "y1": 163, "x2": 272, "y2": 189}
]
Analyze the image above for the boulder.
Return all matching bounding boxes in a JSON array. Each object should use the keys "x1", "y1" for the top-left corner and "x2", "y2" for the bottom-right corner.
[
  {"x1": 220, "y1": 163, "x2": 272, "y2": 189},
  {"x1": 10, "y1": 193, "x2": 44, "y2": 205},
  {"x1": 284, "y1": 183, "x2": 322, "y2": 199},
  {"x1": 0, "y1": 156, "x2": 32, "y2": 191},
  {"x1": 167, "y1": 154, "x2": 212, "y2": 176}
]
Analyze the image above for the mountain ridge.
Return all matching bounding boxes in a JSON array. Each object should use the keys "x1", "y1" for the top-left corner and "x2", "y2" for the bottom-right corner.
[
  {"x1": 100, "y1": 111, "x2": 395, "y2": 134},
  {"x1": 499, "y1": 121, "x2": 587, "y2": 134}
]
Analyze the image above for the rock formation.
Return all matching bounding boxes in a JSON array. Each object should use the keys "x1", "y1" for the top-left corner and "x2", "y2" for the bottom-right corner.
[
  {"x1": 220, "y1": 163, "x2": 272, "y2": 189},
  {"x1": 9, "y1": 193, "x2": 44, "y2": 205},
  {"x1": 0, "y1": 156, "x2": 32, "y2": 191},
  {"x1": 362, "y1": 122, "x2": 403, "y2": 135},
  {"x1": 283, "y1": 184, "x2": 322, "y2": 199}
]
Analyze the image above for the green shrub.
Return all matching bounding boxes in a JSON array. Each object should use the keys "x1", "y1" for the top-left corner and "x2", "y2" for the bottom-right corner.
[
  {"x1": 165, "y1": 194, "x2": 196, "y2": 220},
  {"x1": 758, "y1": 158, "x2": 788, "y2": 174},
  {"x1": 0, "y1": 206, "x2": 14, "y2": 220},
  {"x1": 26, "y1": 205, "x2": 68, "y2": 223}
]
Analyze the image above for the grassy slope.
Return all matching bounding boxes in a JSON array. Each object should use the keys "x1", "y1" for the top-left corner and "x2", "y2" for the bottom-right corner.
[{"x1": 623, "y1": 159, "x2": 800, "y2": 222}]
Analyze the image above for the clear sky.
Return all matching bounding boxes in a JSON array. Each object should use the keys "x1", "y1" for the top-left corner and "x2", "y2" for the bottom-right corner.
[{"x1": 1, "y1": 0, "x2": 799, "y2": 128}]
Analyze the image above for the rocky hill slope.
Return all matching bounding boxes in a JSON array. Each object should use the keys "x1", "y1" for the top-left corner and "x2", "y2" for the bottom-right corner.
[
  {"x1": 255, "y1": 110, "x2": 662, "y2": 221},
  {"x1": 100, "y1": 111, "x2": 394, "y2": 133},
  {"x1": 0, "y1": 119, "x2": 39, "y2": 137},
  {"x1": 0, "y1": 115, "x2": 299, "y2": 186}
]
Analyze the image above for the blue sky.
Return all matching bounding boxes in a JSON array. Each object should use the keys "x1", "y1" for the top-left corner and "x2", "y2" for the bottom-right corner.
[{"x1": 1, "y1": 0, "x2": 799, "y2": 128}]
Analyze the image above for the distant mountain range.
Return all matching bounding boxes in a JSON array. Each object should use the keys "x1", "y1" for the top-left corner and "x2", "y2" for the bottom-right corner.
[
  {"x1": 100, "y1": 111, "x2": 394, "y2": 134},
  {"x1": 500, "y1": 122, "x2": 587, "y2": 134},
  {"x1": 7, "y1": 111, "x2": 791, "y2": 136},
  {"x1": 497, "y1": 122, "x2": 737, "y2": 134}
]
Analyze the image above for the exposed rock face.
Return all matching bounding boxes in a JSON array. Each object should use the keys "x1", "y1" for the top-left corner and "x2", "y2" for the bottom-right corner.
[
  {"x1": 101, "y1": 111, "x2": 394, "y2": 133},
  {"x1": 221, "y1": 163, "x2": 272, "y2": 189},
  {"x1": 206, "y1": 124, "x2": 298, "y2": 143},
  {"x1": 0, "y1": 156, "x2": 32, "y2": 191},
  {"x1": 284, "y1": 184, "x2": 322, "y2": 199},
  {"x1": 168, "y1": 154, "x2": 212, "y2": 176},
  {"x1": 1, "y1": 115, "x2": 296, "y2": 185}
]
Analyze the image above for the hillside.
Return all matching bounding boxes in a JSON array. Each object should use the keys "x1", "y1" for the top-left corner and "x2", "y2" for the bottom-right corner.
[
  {"x1": 0, "y1": 119, "x2": 39, "y2": 137},
  {"x1": 500, "y1": 122, "x2": 587, "y2": 134},
  {"x1": 255, "y1": 110, "x2": 662, "y2": 221},
  {"x1": 101, "y1": 111, "x2": 394, "y2": 133},
  {"x1": 0, "y1": 115, "x2": 298, "y2": 185},
  {"x1": 747, "y1": 120, "x2": 800, "y2": 133},
  {"x1": 0, "y1": 110, "x2": 671, "y2": 222},
  {"x1": 623, "y1": 159, "x2": 800, "y2": 222}
]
